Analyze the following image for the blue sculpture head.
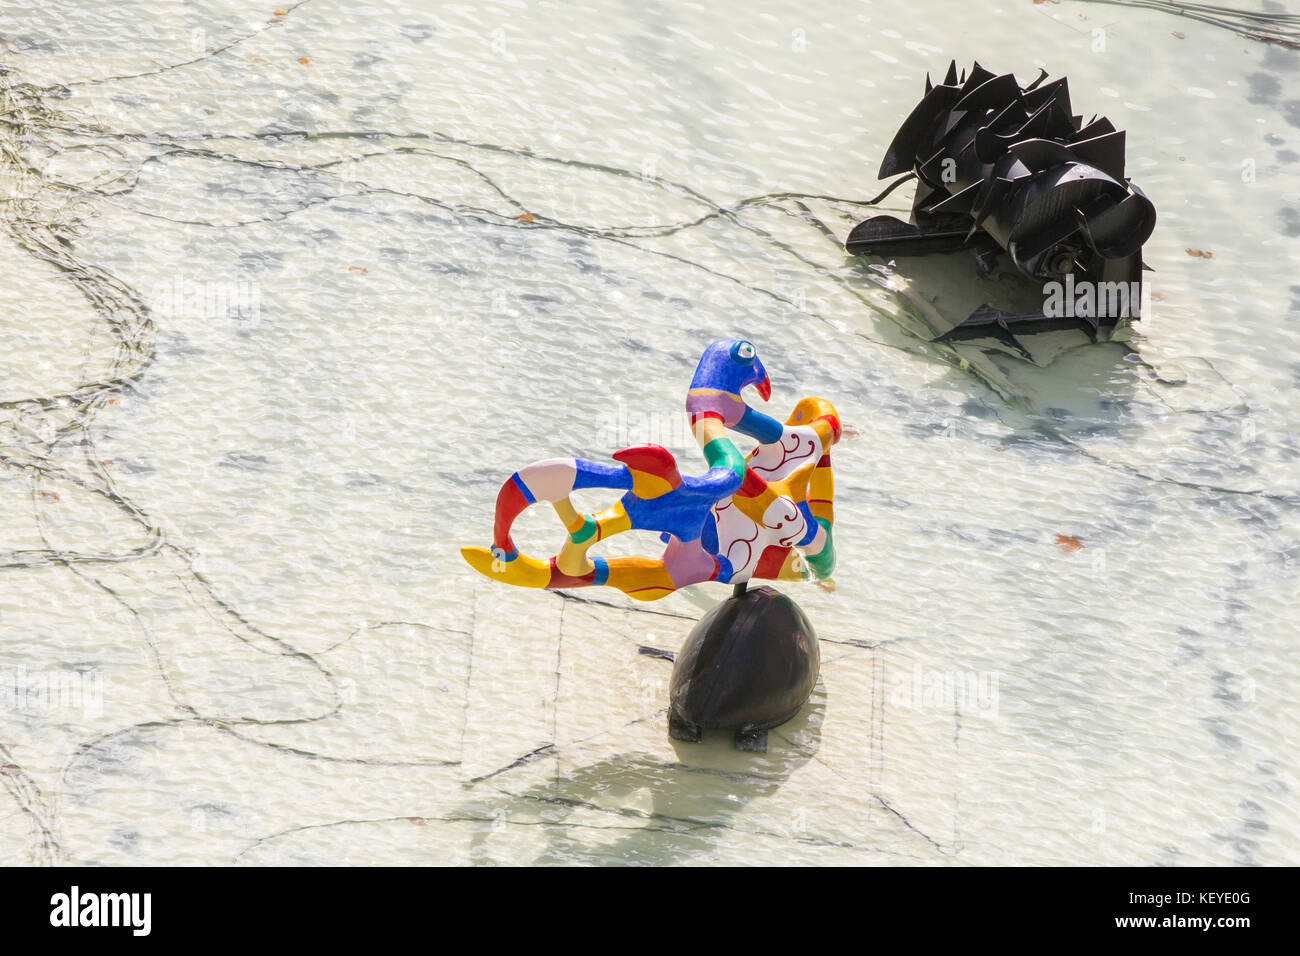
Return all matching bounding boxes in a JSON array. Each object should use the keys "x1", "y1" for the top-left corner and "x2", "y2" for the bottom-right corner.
[{"x1": 689, "y1": 338, "x2": 771, "y2": 401}]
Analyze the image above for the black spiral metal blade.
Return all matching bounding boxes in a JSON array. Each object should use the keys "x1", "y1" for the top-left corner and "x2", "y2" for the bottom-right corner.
[
  {"x1": 1023, "y1": 76, "x2": 1072, "y2": 118},
  {"x1": 1023, "y1": 67, "x2": 1050, "y2": 92},
  {"x1": 1079, "y1": 189, "x2": 1156, "y2": 258},
  {"x1": 1069, "y1": 129, "x2": 1127, "y2": 181},
  {"x1": 924, "y1": 180, "x2": 984, "y2": 216},
  {"x1": 1071, "y1": 116, "x2": 1117, "y2": 142},
  {"x1": 973, "y1": 98, "x2": 1033, "y2": 163},
  {"x1": 954, "y1": 72, "x2": 1022, "y2": 113},
  {"x1": 961, "y1": 61, "x2": 996, "y2": 94},
  {"x1": 969, "y1": 174, "x2": 1018, "y2": 235},
  {"x1": 879, "y1": 85, "x2": 963, "y2": 178}
]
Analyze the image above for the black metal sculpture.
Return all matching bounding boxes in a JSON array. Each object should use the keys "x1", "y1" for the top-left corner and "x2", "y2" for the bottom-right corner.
[{"x1": 847, "y1": 61, "x2": 1156, "y2": 352}]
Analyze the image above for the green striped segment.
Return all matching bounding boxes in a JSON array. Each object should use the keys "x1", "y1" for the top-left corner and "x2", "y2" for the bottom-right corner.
[
  {"x1": 702, "y1": 437, "x2": 745, "y2": 479},
  {"x1": 805, "y1": 518, "x2": 835, "y2": 579}
]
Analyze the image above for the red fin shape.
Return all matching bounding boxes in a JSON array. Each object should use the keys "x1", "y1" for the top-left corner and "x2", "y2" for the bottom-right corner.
[{"x1": 611, "y1": 444, "x2": 682, "y2": 489}]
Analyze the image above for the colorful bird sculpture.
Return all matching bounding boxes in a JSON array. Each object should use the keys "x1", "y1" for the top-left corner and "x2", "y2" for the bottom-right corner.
[{"x1": 460, "y1": 339, "x2": 840, "y2": 601}]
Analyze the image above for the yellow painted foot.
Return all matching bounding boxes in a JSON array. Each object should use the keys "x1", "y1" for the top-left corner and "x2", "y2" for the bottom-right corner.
[{"x1": 460, "y1": 547, "x2": 552, "y2": 588}]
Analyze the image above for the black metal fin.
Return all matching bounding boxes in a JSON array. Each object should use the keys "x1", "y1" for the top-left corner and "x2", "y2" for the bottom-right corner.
[
  {"x1": 1071, "y1": 116, "x2": 1117, "y2": 143},
  {"x1": 925, "y1": 180, "x2": 983, "y2": 215},
  {"x1": 878, "y1": 84, "x2": 963, "y2": 178},
  {"x1": 965, "y1": 61, "x2": 995, "y2": 91},
  {"x1": 1069, "y1": 129, "x2": 1127, "y2": 181},
  {"x1": 973, "y1": 98, "x2": 1031, "y2": 163},
  {"x1": 968, "y1": 175, "x2": 1015, "y2": 237},
  {"x1": 1023, "y1": 67, "x2": 1051, "y2": 92},
  {"x1": 917, "y1": 144, "x2": 957, "y2": 187},
  {"x1": 1014, "y1": 97, "x2": 1068, "y2": 144},
  {"x1": 954, "y1": 72, "x2": 1023, "y2": 113},
  {"x1": 1023, "y1": 75, "x2": 1071, "y2": 119},
  {"x1": 845, "y1": 213, "x2": 978, "y2": 257},
  {"x1": 1008, "y1": 137, "x2": 1077, "y2": 172}
]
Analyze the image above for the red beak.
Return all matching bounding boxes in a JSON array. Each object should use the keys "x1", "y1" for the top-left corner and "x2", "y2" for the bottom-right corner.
[{"x1": 755, "y1": 374, "x2": 771, "y2": 402}]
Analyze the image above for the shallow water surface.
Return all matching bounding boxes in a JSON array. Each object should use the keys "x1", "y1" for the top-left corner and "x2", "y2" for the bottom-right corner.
[{"x1": 1, "y1": 0, "x2": 1298, "y2": 865}]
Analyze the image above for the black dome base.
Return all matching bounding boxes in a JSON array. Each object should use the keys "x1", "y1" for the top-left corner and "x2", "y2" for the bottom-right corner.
[{"x1": 668, "y1": 585, "x2": 820, "y2": 751}]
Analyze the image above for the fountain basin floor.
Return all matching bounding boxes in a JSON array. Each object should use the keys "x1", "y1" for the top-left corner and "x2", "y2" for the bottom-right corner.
[{"x1": 1, "y1": 0, "x2": 1298, "y2": 865}]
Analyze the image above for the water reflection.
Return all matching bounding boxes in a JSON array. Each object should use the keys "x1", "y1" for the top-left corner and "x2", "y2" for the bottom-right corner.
[{"x1": 462, "y1": 687, "x2": 824, "y2": 865}]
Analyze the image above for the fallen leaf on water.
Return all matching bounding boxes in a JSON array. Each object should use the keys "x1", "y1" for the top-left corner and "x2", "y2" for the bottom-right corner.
[
  {"x1": 348, "y1": 265, "x2": 368, "y2": 275},
  {"x1": 297, "y1": 56, "x2": 311, "y2": 65},
  {"x1": 39, "y1": 491, "x2": 60, "y2": 502},
  {"x1": 518, "y1": 212, "x2": 534, "y2": 222},
  {"x1": 815, "y1": 578, "x2": 837, "y2": 593},
  {"x1": 274, "y1": 7, "x2": 288, "y2": 16},
  {"x1": 107, "y1": 397, "x2": 120, "y2": 404},
  {"x1": 1185, "y1": 248, "x2": 1213, "y2": 258},
  {"x1": 1055, "y1": 534, "x2": 1084, "y2": 552}
]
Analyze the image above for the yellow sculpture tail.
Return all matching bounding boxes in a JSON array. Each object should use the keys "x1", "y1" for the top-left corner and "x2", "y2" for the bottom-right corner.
[{"x1": 460, "y1": 547, "x2": 551, "y2": 588}]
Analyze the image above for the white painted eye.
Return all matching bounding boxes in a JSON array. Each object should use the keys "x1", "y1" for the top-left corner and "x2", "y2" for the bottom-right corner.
[{"x1": 732, "y1": 340, "x2": 756, "y2": 363}]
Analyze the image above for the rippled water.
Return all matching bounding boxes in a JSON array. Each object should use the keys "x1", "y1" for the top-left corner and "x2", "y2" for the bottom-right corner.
[{"x1": 2, "y1": 0, "x2": 1297, "y2": 865}]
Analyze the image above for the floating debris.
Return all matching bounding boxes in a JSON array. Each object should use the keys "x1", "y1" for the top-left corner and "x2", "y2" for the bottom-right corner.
[{"x1": 1055, "y1": 534, "x2": 1084, "y2": 552}]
